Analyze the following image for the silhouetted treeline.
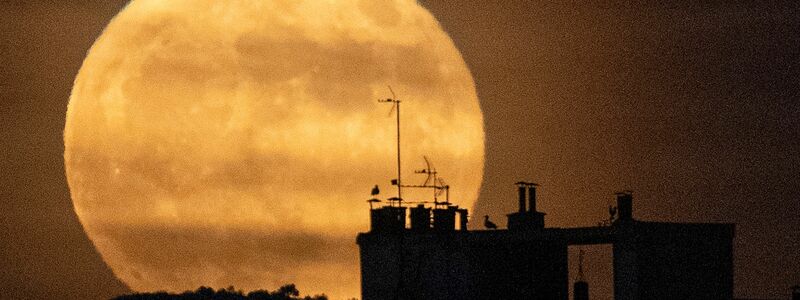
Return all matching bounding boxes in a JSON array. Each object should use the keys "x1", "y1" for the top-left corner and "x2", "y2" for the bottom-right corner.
[{"x1": 111, "y1": 284, "x2": 329, "y2": 300}]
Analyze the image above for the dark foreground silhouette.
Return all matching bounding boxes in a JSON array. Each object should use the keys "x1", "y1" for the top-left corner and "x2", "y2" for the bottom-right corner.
[{"x1": 111, "y1": 284, "x2": 328, "y2": 300}]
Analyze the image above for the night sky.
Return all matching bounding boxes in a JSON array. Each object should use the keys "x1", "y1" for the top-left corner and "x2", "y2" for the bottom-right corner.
[{"x1": 2, "y1": 1, "x2": 799, "y2": 299}]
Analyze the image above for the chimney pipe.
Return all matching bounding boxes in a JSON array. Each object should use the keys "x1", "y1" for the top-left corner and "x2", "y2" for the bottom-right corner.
[
  {"x1": 518, "y1": 185, "x2": 526, "y2": 213},
  {"x1": 528, "y1": 185, "x2": 537, "y2": 213},
  {"x1": 617, "y1": 192, "x2": 633, "y2": 221}
]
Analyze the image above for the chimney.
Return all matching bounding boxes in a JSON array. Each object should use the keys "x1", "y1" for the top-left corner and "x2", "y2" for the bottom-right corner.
[
  {"x1": 409, "y1": 204, "x2": 431, "y2": 232},
  {"x1": 616, "y1": 191, "x2": 633, "y2": 221},
  {"x1": 508, "y1": 181, "x2": 546, "y2": 230},
  {"x1": 528, "y1": 184, "x2": 537, "y2": 213},
  {"x1": 517, "y1": 183, "x2": 526, "y2": 213},
  {"x1": 458, "y1": 208, "x2": 469, "y2": 231}
]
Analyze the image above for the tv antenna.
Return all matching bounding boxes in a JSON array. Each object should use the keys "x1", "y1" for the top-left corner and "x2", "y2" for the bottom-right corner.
[
  {"x1": 417, "y1": 156, "x2": 436, "y2": 186},
  {"x1": 379, "y1": 86, "x2": 402, "y2": 206},
  {"x1": 403, "y1": 156, "x2": 451, "y2": 206}
]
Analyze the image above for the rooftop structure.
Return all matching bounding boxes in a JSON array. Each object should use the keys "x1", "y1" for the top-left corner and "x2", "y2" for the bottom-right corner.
[
  {"x1": 358, "y1": 92, "x2": 734, "y2": 299},
  {"x1": 356, "y1": 184, "x2": 735, "y2": 300}
]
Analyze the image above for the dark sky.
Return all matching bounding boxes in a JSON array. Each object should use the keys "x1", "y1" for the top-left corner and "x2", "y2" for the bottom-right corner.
[{"x1": 1, "y1": 1, "x2": 798, "y2": 299}]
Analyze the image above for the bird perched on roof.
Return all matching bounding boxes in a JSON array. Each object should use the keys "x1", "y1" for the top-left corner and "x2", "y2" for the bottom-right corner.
[
  {"x1": 371, "y1": 185, "x2": 380, "y2": 196},
  {"x1": 484, "y1": 215, "x2": 497, "y2": 230}
]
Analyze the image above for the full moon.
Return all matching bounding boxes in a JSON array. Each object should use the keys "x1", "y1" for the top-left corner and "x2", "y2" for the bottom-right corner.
[{"x1": 64, "y1": 0, "x2": 483, "y2": 298}]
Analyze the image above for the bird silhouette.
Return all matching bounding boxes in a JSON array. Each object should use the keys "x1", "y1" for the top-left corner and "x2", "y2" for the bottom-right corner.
[
  {"x1": 484, "y1": 215, "x2": 497, "y2": 230},
  {"x1": 371, "y1": 185, "x2": 380, "y2": 196},
  {"x1": 608, "y1": 205, "x2": 617, "y2": 222}
]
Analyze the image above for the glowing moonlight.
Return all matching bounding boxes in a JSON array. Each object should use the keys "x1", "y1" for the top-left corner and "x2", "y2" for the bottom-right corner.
[{"x1": 65, "y1": 0, "x2": 483, "y2": 298}]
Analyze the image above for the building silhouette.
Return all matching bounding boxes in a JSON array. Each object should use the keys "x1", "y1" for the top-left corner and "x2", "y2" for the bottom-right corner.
[
  {"x1": 793, "y1": 285, "x2": 800, "y2": 300},
  {"x1": 573, "y1": 248, "x2": 589, "y2": 300},
  {"x1": 357, "y1": 183, "x2": 735, "y2": 300}
]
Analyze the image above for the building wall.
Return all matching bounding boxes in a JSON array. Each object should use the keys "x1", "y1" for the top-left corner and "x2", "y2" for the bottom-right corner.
[
  {"x1": 359, "y1": 221, "x2": 734, "y2": 300},
  {"x1": 614, "y1": 222, "x2": 735, "y2": 300},
  {"x1": 466, "y1": 233, "x2": 568, "y2": 299},
  {"x1": 613, "y1": 225, "x2": 639, "y2": 300},
  {"x1": 357, "y1": 231, "x2": 568, "y2": 300}
]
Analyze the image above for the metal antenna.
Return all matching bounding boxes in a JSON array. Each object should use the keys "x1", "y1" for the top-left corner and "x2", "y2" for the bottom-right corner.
[
  {"x1": 378, "y1": 86, "x2": 402, "y2": 206},
  {"x1": 414, "y1": 156, "x2": 437, "y2": 201},
  {"x1": 387, "y1": 86, "x2": 397, "y2": 116},
  {"x1": 417, "y1": 156, "x2": 435, "y2": 187},
  {"x1": 403, "y1": 156, "x2": 452, "y2": 206},
  {"x1": 377, "y1": 86, "x2": 407, "y2": 300},
  {"x1": 437, "y1": 177, "x2": 450, "y2": 205}
]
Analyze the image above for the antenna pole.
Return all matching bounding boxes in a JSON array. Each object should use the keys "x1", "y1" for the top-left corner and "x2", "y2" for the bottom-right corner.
[
  {"x1": 378, "y1": 87, "x2": 405, "y2": 300},
  {"x1": 379, "y1": 86, "x2": 402, "y2": 207},
  {"x1": 395, "y1": 97, "x2": 402, "y2": 206}
]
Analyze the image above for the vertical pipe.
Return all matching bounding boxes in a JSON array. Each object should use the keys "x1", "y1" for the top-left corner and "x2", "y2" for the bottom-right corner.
[
  {"x1": 573, "y1": 281, "x2": 589, "y2": 300},
  {"x1": 528, "y1": 185, "x2": 537, "y2": 213},
  {"x1": 518, "y1": 185, "x2": 526, "y2": 213},
  {"x1": 396, "y1": 100, "x2": 401, "y2": 206},
  {"x1": 617, "y1": 192, "x2": 632, "y2": 221},
  {"x1": 458, "y1": 209, "x2": 469, "y2": 231},
  {"x1": 575, "y1": 248, "x2": 588, "y2": 300}
]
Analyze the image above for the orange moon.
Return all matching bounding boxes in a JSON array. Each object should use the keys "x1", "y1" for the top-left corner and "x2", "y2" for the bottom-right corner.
[{"x1": 64, "y1": 0, "x2": 483, "y2": 298}]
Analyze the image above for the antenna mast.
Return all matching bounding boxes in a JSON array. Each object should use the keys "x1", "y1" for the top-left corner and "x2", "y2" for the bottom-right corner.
[{"x1": 379, "y1": 86, "x2": 402, "y2": 206}]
